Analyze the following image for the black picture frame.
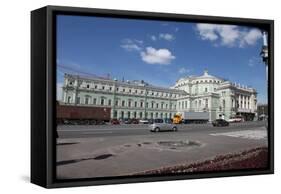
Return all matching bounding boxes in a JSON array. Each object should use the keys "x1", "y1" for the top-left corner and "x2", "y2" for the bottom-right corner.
[{"x1": 31, "y1": 5, "x2": 274, "y2": 188}]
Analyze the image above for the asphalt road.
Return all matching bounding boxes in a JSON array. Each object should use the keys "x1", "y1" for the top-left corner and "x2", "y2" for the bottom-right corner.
[
  {"x1": 56, "y1": 121, "x2": 268, "y2": 179},
  {"x1": 57, "y1": 121, "x2": 266, "y2": 138}
]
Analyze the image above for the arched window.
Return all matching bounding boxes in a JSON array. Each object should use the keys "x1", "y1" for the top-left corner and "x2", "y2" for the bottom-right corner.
[
  {"x1": 67, "y1": 96, "x2": 71, "y2": 103},
  {"x1": 113, "y1": 110, "x2": 117, "y2": 118},
  {"x1": 85, "y1": 96, "x2": 89, "y2": 104},
  {"x1": 101, "y1": 98, "x2": 105, "y2": 105}
]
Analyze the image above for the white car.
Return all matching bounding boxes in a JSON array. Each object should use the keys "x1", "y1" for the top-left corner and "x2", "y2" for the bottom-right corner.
[
  {"x1": 149, "y1": 119, "x2": 178, "y2": 132},
  {"x1": 228, "y1": 117, "x2": 244, "y2": 123},
  {"x1": 139, "y1": 119, "x2": 149, "y2": 124}
]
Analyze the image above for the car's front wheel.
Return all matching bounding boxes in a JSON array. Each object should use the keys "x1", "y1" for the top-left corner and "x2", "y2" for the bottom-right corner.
[
  {"x1": 172, "y1": 127, "x2": 177, "y2": 132},
  {"x1": 154, "y1": 127, "x2": 160, "y2": 132}
]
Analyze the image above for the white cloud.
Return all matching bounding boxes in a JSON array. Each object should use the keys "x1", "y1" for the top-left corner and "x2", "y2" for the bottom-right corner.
[
  {"x1": 159, "y1": 33, "x2": 175, "y2": 41},
  {"x1": 57, "y1": 83, "x2": 63, "y2": 101},
  {"x1": 120, "y1": 39, "x2": 143, "y2": 51},
  {"x1": 248, "y1": 56, "x2": 262, "y2": 67},
  {"x1": 196, "y1": 23, "x2": 219, "y2": 41},
  {"x1": 121, "y1": 44, "x2": 141, "y2": 51},
  {"x1": 240, "y1": 29, "x2": 262, "y2": 47},
  {"x1": 178, "y1": 67, "x2": 190, "y2": 74},
  {"x1": 151, "y1": 35, "x2": 157, "y2": 41},
  {"x1": 196, "y1": 23, "x2": 262, "y2": 47},
  {"x1": 134, "y1": 39, "x2": 144, "y2": 44},
  {"x1": 140, "y1": 47, "x2": 175, "y2": 65}
]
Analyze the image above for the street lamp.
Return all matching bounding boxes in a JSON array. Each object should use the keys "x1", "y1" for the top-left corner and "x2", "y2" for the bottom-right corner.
[
  {"x1": 112, "y1": 78, "x2": 118, "y2": 119},
  {"x1": 260, "y1": 30, "x2": 268, "y2": 81},
  {"x1": 260, "y1": 30, "x2": 269, "y2": 126}
]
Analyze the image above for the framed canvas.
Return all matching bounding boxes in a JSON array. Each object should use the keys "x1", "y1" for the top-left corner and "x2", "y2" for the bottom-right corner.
[{"x1": 31, "y1": 5, "x2": 274, "y2": 188}]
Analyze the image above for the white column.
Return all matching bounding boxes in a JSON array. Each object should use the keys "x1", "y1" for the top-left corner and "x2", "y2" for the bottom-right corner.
[
  {"x1": 249, "y1": 96, "x2": 252, "y2": 111},
  {"x1": 238, "y1": 95, "x2": 241, "y2": 108},
  {"x1": 63, "y1": 90, "x2": 67, "y2": 103},
  {"x1": 242, "y1": 95, "x2": 245, "y2": 109},
  {"x1": 72, "y1": 92, "x2": 76, "y2": 104}
]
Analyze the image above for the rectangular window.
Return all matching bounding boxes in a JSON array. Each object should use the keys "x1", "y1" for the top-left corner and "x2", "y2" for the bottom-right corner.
[
  {"x1": 108, "y1": 99, "x2": 111, "y2": 106},
  {"x1": 101, "y1": 98, "x2": 104, "y2": 105},
  {"x1": 77, "y1": 97, "x2": 80, "y2": 104},
  {"x1": 134, "y1": 101, "x2": 137, "y2": 107},
  {"x1": 93, "y1": 98, "x2": 97, "y2": 105}
]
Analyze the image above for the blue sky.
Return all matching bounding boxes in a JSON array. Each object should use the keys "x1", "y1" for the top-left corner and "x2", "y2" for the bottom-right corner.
[{"x1": 57, "y1": 15, "x2": 267, "y2": 103}]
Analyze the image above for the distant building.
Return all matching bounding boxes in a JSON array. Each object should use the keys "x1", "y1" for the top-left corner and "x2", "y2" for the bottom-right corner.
[{"x1": 60, "y1": 70, "x2": 258, "y2": 121}]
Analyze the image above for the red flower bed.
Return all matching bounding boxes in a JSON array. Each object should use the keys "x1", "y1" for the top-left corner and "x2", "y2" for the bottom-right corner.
[{"x1": 134, "y1": 147, "x2": 268, "y2": 175}]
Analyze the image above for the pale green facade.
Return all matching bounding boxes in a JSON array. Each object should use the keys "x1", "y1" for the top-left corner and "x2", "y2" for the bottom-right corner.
[{"x1": 60, "y1": 70, "x2": 258, "y2": 121}]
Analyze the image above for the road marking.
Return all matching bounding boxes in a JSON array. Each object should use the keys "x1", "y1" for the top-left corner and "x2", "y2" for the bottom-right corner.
[
  {"x1": 81, "y1": 131, "x2": 113, "y2": 135},
  {"x1": 210, "y1": 128, "x2": 267, "y2": 140},
  {"x1": 57, "y1": 127, "x2": 148, "y2": 132}
]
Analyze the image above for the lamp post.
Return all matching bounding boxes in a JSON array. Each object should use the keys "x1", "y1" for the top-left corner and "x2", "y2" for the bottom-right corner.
[
  {"x1": 112, "y1": 78, "x2": 118, "y2": 119},
  {"x1": 260, "y1": 30, "x2": 268, "y2": 125},
  {"x1": 260, "y1": 31, "x2": 268, "y2": 81}
]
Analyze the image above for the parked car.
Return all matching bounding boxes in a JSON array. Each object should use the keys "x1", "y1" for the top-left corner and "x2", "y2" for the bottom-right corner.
[
  {"x1": 149, "y1": 119, "x2": 178, "y2": 132},
  {"x1": 212, "y1": 119, "x2": 229, "y2": 127},
  {"x1": 111, "y1": 119, "x2": 120, "y2": 125},
  {"x1": 131, "y1": 118, "x2": 139, "y2": 124},
  {"x1": 123, "y1": 118, "x2": 132, "y2": 124},
  {"x1": 228, "y1": 116, "x2": 244, "y2": 123},
  {"x1": 139, "y1": 119, "x2": 149, "y2": 124}
]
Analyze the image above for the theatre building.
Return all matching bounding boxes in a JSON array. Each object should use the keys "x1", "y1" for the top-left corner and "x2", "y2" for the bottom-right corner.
[{"x1": 60, "y1": 70, "x2": 258, "y2": 121}]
